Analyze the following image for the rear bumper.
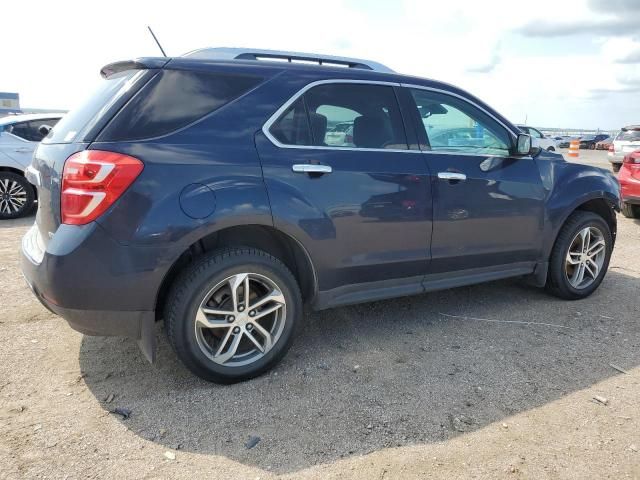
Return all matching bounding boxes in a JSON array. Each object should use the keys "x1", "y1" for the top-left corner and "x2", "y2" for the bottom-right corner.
[{"x1": 20, "y1": 223, "x2": 168, "y2": 362}]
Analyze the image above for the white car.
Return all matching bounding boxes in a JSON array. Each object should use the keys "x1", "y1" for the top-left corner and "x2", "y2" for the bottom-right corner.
[
  {"x1": 0, "y1": 113, "x2": 64, "y2": 218},
  {"x1": 516, "y1": 125, "x2": 558, "y2": 151},
  {"x1": 609, "y1": 125, "x2": 640, "y2": 172}
]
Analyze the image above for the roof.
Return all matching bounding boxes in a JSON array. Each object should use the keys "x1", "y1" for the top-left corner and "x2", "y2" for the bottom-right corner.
[
  {"x1": 181, "y1": 47, "x2": 395, "y2": 73},
  {"x1": 0, "y1": 112, "x2": 65, "y2": 126}
]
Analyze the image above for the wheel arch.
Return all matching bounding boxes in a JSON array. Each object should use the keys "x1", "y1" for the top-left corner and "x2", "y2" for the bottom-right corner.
[
  {"x1": 546, "y1": 195, "x2": 618, "y2": 261},
  {"x1": 155, "y1": 224, "x2": 317, "y2": 321}
]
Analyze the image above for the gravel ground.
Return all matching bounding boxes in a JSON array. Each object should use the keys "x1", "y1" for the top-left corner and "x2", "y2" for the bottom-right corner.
[{"x1": 1, "y1": 149, "x2": 639, "y2": 479}]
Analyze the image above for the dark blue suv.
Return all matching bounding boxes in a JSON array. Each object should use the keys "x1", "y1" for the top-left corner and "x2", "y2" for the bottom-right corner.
[{"x1": 21, "y1": 48, "x2": 620, "y2": 383}]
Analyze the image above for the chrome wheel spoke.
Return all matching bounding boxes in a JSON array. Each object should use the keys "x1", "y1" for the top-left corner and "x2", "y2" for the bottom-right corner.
[
  {"x1": 587, "y1": 240, "x2": 605, "y2": 257},
  {"x1": 250, "y1": 321, "x2": 273, "y2": 351},
  {"x1": 214, "y1": 329, "x2": 242, "y2": 364},
  {"x1": 566, "y1": 251, "x2": 581, "y2": 265},
  {"x1": 228, "y1": 273, "x2": 247, "y2": 312},
  {"x1": 250, "y1": 289, "x2": 285, "y2": 311},
  {"x1": 252, "y1": 303, "x2": 283, "y2": 321},
  {"x1": 244, "y1": 328, "x2": 265, "y2": 353}
]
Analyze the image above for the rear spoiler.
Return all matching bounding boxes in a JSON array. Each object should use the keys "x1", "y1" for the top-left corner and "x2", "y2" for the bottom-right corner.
[{"x1": 100, "y1": 57, "x2": 170, "y2": 79}]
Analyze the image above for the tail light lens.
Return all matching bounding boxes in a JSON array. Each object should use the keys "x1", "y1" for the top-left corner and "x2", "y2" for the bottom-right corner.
[
  {"x1": 61, "y1": 150, "x2": 143, "y2": 225},
  {"x1": 623, "y1": 151, "x2": 640, "y2": 164}
]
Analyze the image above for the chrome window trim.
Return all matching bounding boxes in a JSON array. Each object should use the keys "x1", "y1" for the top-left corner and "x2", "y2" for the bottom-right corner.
[
  {"x1": 262, "y1": 79, "x2": 528, "y2": 159},
  {"x1": 262, "y1": 79, "x2": 421, "y2": 154}
]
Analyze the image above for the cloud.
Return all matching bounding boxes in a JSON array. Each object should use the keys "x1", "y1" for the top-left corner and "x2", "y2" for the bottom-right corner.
[
  {"x1": 516, "y1": 0, "x2": 640, "y2": 38},
  {"x1": 616, "y1": 49, "x2": 640, "y2": 64},
  {"x1": 466, "y1": 50, "x2": 501, "y2": 74}
]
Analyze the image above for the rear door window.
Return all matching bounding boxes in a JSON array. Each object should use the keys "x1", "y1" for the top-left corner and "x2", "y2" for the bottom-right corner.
[
  {"x1": 268, "y1": 82, "x2": 408, "y2": 150},
  {"x1": 99, "y1": 70, "x2": 263, "y2": 141}
]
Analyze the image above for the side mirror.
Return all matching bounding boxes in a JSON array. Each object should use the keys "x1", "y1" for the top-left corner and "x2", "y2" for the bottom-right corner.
[{"x1": 516, "y1": 133, "x2": 532, "y2": 155}]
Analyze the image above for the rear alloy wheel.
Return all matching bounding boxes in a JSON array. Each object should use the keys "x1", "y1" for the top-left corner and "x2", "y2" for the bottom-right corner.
[
  {"x1": 0, "y1": 172, "x2": 35, "y2": 219},
  {"x1": 621, "y1": 202, "x2": 640, "y2": 219},
  {"x1": 165, "y1": 248, "x2": 301, "y2": 383},
  {"x1": 546, "y1": 211, "x2": 612, "y2": 299}
]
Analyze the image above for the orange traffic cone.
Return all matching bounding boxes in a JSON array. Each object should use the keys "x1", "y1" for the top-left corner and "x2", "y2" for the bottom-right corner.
[{"x1": 568, "y1": 140, "x2": 579, "y2": 158}]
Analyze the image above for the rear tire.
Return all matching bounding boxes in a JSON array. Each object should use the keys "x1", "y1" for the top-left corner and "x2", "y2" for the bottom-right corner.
[
  {"x1": 547, "y1": 146, "x2": 555, "y2": 152},
  {"x1": 546, "y1": 211, "x2": 612, "y2": 300},
  {"x1": 165, "y1": 247, "x2": 302, "y2": 383},
  {"x1": 0, "y1": 172, "x2": 35, "y2": 219},
  {"x1": 621, "y1": 202, "x2": 640, "y2": 219},
  {"x1": 612, "y1": 163, "x2": 621, "y2": 173}
]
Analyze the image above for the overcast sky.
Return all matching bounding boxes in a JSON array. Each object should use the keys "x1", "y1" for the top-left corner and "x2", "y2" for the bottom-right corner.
[{"x1": 2, "y1": 0, "x2": 639, "y2": 130}]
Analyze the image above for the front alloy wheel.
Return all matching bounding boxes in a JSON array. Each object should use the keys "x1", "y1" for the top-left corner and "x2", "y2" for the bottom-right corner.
[
  {"x1": 564, "y1": 227, "x2": 606, "y2": 289},
  {"x1": 546, "y1": 211, "x2": 612, "y2": 300}
]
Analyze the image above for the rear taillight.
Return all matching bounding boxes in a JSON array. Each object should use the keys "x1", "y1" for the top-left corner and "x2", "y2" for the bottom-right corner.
[
  {"x1": 623, "y1": 151, "x2": 640, "y2": 165},
  {"x1": 61, "y1": 150, "x2": 143, "y2": 225}
]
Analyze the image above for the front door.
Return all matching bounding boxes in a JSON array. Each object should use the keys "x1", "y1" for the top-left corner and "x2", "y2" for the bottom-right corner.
[{"x1": 403, "y1": 87, "x2": 546, "y2": 274}]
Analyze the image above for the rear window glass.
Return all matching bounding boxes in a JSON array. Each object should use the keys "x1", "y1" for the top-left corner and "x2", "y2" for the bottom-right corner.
[
  {"x1": 44, "y1": 70, "x2": 144, "y2": 144},
  {"x1": 99, "y1": 70, "x2": 263, "y2": 141},
  {"x1": 616, "y1": 129, "x2": 640, "y2": 141}
]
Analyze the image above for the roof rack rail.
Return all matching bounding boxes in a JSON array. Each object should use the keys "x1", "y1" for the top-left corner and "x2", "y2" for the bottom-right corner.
[{"x1": 181, "y1": 47, "x2": 395, "y2": 73}]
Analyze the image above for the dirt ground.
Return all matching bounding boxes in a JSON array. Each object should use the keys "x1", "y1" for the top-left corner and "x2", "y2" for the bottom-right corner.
[{"x1": 1, "y1": 149, "x2": 639, "y2": 479}]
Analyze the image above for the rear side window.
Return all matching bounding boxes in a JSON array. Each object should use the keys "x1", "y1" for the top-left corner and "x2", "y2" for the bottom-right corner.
[
  {"x1": 5, "y1": 119, "x2": 59, "y2": 141},
  {"x1": 100, "y1": 70, "x2": 263, "y2": 141},
  {"x1": 45, "y1": 70, "x2": 145, "y2": 144},
  {"x1": 268, "y1": 83, "x2": 408, "y2": 150}
]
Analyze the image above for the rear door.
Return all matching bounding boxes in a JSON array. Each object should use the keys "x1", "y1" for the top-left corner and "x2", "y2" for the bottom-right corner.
[
  {"x1": 402, "y1": 86, "x2": 545, "y2": 274},
  {"x1": 256, "y1": 81, "x2": 433, "y2": 294}
]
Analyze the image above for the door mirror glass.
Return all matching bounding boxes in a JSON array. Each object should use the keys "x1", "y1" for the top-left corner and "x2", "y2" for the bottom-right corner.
[{"x1": 516, "y1": 133, "x2": 532, "y2": 155}]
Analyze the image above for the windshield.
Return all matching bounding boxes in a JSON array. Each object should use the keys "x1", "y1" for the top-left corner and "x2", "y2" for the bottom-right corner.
[{"x1": 616, "y1": 129, "x2": 640, "y2": 142}]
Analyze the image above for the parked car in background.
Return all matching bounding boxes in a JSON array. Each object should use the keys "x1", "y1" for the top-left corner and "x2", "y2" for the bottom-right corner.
[
  {"x1": 559, "y1": 136, "x2": 580, "y2": 148},
  {"x1": 595, "y1": 136, "x2": 614, "y2": 150},
  {"x1": 619, "y1": 149, "x2": 640, "y2": 218},
  {"x1": 579, "y1": 134, "x2": 609, "y2": 150},
  {"x1": 0, "y1": 113, "x2": 64, "y2": 218},
  {"x1": 21, "y1": 48, "x2": 620, "y2": 383},
  {"x1": 610, "y1": 125, "x2": 640, "y2": 172},
  {"x1": 516, "y1": 125, "x2": 558, "y2": 151},
  {"x1": 324, "y1": 121, "x2": 354, "y2": 146}
]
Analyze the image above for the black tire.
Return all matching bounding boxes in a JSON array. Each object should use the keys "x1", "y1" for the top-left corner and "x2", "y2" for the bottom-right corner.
[
  {"x1": 0, "y1": 172, "x2": 35, "y2": 219},
  {"x1": 547, "y1": 146, "x2": 556, "y2": 152},
  {"x1": 546, "y1": 211, "x2": 612, "y2": 300},
  {"x1": 589, "y1": 144, "x2": 596, "y2": 150},
  {"x1": 165, "y1": 247, "x2": 302, "y2": 383},
  {"x1": 612, "y1": 163, "x2": 621, "y2": 173},
  {"x1": 621, "y1": 202, "x2": 640, "y2": 219}
]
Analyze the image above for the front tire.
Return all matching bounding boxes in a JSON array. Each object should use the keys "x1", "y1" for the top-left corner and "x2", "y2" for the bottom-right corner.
[
  {"x1": 621, "y1": 202, "x2": 640, "y2": 219},
  {"x1": 0, "y1": 172, "x2": 35, "y2": 219},
  {"x1": 165, "y1": 248, "x2": 302, "y2": 383},
  {"x1": 546, "y1": 211, "x2": 612, "y2": 300}
]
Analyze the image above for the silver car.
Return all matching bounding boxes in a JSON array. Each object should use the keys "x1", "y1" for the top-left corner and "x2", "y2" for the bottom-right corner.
[
  {"x1": 609, "y1": 125, "x2": 640, "y2": 172},
  {"x1": 0, "y1": 113, "x2": 63, "y2": 218}
]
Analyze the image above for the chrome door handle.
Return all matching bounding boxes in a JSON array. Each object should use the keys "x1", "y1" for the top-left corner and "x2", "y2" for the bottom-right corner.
[
  {"x1": 292, "y1": 164, "x2": 332, "y2": 174},
  {"x1": 437, "y1": 172, "x2": 466, "y2": 181}
]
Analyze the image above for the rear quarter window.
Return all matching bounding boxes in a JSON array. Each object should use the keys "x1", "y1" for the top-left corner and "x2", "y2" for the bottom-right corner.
[
  {"x1": 98, "y1": 70, "x2": 263, "y2": 141},
  {"x1": 44, "y1": 70, "x2": 146, "y2": 144}
]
